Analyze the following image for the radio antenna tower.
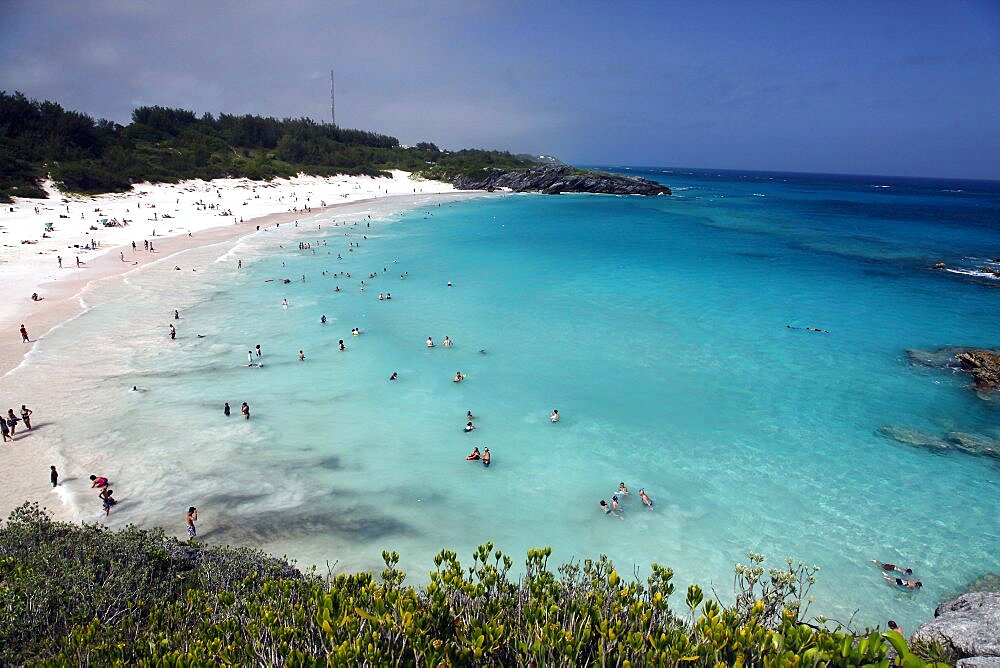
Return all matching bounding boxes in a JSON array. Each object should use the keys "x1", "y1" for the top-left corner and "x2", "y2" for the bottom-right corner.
[{"x1": 330, "y1": 69, "x2": 336, "y2": 127}]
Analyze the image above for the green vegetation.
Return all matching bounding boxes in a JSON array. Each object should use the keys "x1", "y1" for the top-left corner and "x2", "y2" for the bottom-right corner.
[
  {"x1": 0, "y1": 92, "x2": 538, "y2": 202},
  {"x1": 0, "y1": 503, "x2": 949, "y2": 666}
]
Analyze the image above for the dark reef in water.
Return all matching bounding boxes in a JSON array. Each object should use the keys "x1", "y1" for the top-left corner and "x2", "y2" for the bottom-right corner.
[
  {"x1": 452, "y1": 165, "x2": 671, "y2": 196},
  {"x1": 876, "y1": 425, "x2": 1000, "y2": 460},
  {"x1": 906, "y1": 346, "x2": 1000, "y2": 397}
]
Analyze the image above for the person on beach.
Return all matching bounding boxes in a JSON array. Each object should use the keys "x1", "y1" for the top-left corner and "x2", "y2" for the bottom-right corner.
[
  {"x1": 639, "y1": 488, "x2": 653, "y2": 509},
  {"x1": 466, "y1": 447, "x2": 481, "y2": 461},
  {"x1": 57, "y1": 256, "x2": 62, "y2": 268},
  {"x1": 224, "y1": 402, "x2": 230, "y2": 417},
  {"x1": 454, "y1": 371, "x2": 464, "y2": 383},
  {"x1": 550, "y1": 409, "x2": 560, "y2": 423},
  {"x1": 20, "y1": 324, "x2": 29, "y2": 342},
  {"x1": 464, "y1": 421, "x2": 476, "y2": 433},
  {"x1": 76, "y1": 256, "x2": 81, "y2": 268},
  {"x1": 50, "y1": 465, "x2": 59, "y2": 487},
  {"x1": 443, "y1": 336, "x2": 452, "y2": 347},
  {"x1": 186, "y1": 507, "x2": 198, "y2": 540},
  {"x1": 1, "y1": 418, "x2": 10, "y2": 442},
  {"x1": 241, "y1": 402, "x2": 250, "y2": 420},
  {"x1": 871, "y1": 560, "x2": 913, "y2": 576},
  {"x1": 482, "y1": 447, "x2": 491, "y2": 467},
  {"x1": 426, "y1": 337, "x2": 434, "y2": 348},
  {"x1": 169, "y1": 324, "x2": 176, "y2": 340},
  {"x1": 90, "y1": 474, "x2": 109, "y2": 489},
  {"x1": 100, "y1": 488, "x2": 117, "y2": 516},
  {"x1": 298, "y1": 350, "x2": 305, "y2": 361},
  {"x1": 20, "y1": 405, "x2": 32, "y2": 430},
  {"x1": 6, "y1": 410, "x2": 19, "y2": 436},
  {"x1": 389, "y1": 372, "x2": 398, "y2": 381},
  {"x1": 882, "y1": 572, "x2": 922, "y2": 589}
]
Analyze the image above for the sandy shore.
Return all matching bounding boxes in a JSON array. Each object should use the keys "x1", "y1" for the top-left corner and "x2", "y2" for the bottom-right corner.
[{"x1": 0, "y1": 171, "x2": 473, "y2": 523}]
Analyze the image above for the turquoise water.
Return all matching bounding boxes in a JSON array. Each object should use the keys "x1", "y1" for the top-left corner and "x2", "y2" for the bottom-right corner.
[{"x1": 21, "y1": 172, "x2": 1000, "y2": 631}]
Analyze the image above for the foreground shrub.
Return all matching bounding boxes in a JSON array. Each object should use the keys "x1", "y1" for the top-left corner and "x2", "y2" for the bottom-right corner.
[{"x1": 0, "y1": 504, "x2": 946, "y2": 666}]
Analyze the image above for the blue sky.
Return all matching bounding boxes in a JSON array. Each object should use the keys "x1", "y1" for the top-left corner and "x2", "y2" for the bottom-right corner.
[{"x1": 1, "y1": 1, "x2": 998, "y2": 179}]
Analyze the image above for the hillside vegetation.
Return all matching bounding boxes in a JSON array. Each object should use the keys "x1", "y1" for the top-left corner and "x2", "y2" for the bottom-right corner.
[
  {"x1": 0, "y1": 503, "x2": 948, "y2": 666},
  {"x1": 0, "y1": 91, "x2": 538, "y2": 202}
]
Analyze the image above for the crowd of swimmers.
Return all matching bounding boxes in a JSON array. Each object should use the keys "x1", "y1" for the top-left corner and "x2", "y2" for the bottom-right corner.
[{"x1": 599, "y1": 482, "x2": 654, "y2": 518}]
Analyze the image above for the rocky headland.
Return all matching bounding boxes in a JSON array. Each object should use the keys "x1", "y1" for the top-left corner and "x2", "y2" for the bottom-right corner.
[
  {"x1": 914, "y1": 591, "x2": 1000, "y2": 666},
  {"x1": 906, "y1": 346, "x2": 1000, "y2": 396},
  {"x1": 452, "y1": 165, "x2": 672, "y2": 196}
]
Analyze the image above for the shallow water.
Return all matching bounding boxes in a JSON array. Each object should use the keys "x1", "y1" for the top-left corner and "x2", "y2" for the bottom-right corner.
[{"x1": 13, "y1": 172, "x2": 1000, "y2": 631}]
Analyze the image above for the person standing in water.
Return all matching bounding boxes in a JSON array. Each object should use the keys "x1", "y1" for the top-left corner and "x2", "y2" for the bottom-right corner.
[
  {"x1": 255, "y1": 344, "x2": 262, "y2": 359},
  {"x1": 247, "y1": 350, "x2": 254, "y2": 365},
  {"x1": 50, "y1": 465, "x2": 59, "y2": 487},
  {"x1": 550, "y1": 409, "x2": 560, "y2": 423},
  {"x1": 169, "y1": 324, "x2": 176, "y2": 340},
  {"x1": 639, "y1": 489, "x2": 653, "y2": 509},
  {"x1": 241, "y1": 402, "x2": 250, "y2": 420},
  {"x1": 224, "y1": 402, "x2": 230, "y2": 416},
  {"x1": 426, "y1": 337, "x2": 434, "y2": 348},
  {"x1": 482, "y1": 448, "x2": 491, "y2": 467}
]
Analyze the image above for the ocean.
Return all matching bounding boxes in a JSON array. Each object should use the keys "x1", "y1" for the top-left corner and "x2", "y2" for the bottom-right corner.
[{"x1": 16, "y1": 169, "x2": 1000, "y2": 631}]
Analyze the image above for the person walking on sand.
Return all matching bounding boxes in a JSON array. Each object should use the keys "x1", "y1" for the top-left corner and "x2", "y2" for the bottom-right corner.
[
  {"x1": 50, "y1": 465, "x2": 59, "y2": 487},
  {"x1": 1, "y1": 418, "x2": 10, "y2": 443},
  {"x1": 186, "y1": 506, "x2": 198, "y2": 540},
  {"x1": 20, "y1": 324, "x2": 29, "y2": 342},
  {"x1": 57, "y1": 256, "x2": 62, "y2": 268},
  {"x1": 241, "y1": 402, "x2": 250, "y2": 420},
  {"x1": 90, "y1": 474, "x2": 109, "y2": 489},
  {"x1": 20, "y1": 405, "x2": 32, "y2": 430},
  {"x1": 76, "y1": 256, "x2": 81, "y2": 268}
]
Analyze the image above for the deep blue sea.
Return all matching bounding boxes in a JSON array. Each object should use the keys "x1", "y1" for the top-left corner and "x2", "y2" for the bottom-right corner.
[{"x1": 27, "y1": 168, "x2": 1000, "y2": 631}]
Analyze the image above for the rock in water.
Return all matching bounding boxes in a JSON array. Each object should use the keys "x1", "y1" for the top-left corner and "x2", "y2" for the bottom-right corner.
[
  {"x1": 955, "y1": 350, "x2": 1000, "y2": 392},
  {"x1": 913, "y1": 592, "x2": 1000, "y2": 661},
  {"x1": 452, "y1": 165, "x2": 671, "y2": 196}
]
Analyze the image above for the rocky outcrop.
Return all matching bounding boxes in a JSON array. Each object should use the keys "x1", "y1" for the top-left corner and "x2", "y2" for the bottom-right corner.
[
  {"x1": 914, "y1": 592, "x2": 1000, "y2": 662},
  {"x1": 452, "y1": 165, "x2": 671, "y2": 196},
  {"x1": 956, "y1": 350, "x2": 1000, "y2": 391},
  {"x1": 906, "y1": 347, "x2": 1000, "y2": 397},
  {"x1": 876, "y1": 425, "x2": 1000, "y2": 460}
]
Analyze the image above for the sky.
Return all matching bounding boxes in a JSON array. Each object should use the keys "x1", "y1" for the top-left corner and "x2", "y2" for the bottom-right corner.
[{"x1": 1, "y1": 1, "x2": 999, "y2": 180}]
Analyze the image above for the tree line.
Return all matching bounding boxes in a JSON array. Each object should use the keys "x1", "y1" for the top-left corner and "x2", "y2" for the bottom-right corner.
[{"x1": 0, "y1": 91, "x2": 538, "y2": 202}]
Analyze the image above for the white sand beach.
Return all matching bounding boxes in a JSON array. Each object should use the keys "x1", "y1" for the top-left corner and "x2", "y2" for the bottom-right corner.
[{"x1": 0, "y1": 170, "x2": 460, "y2": 521}]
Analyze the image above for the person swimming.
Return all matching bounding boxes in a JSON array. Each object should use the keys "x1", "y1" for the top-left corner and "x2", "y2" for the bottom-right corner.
[
  {"x1": 599, "y1": 500, "x2": 611, "y2": 514},
  {"x1": 639, "y1": 488, "x2": 653, "y2": 509},
  {"x1": 466, "y1": 447, "x2": 481, "y2": 461},
  {"x1": 321, "y1": 315, "x2": 327, "y2": 324},
  {"x1": 467, "y1": 410, "x2": 475, "y2": 420},
  {"x1": 882, "y1": 572, "x2": 922, "y2": 589},
  {"x1": 464, "y1": 421, "x2": 475, "y2": 433},
  {"x1": 453, "y1": 371, "x2": 464, "y2": 383},
  {"x1": 550, "y1": 409, "x2": 560, "y2": 423},
  {"x1": 618, "y1": 482, "x2": 629, "y2": 495},
  {"x1": 389, "y1": 372, "x2": 398, "y2": 381},
  {"x1": 443, "y1": 336, "x2": 452, "y2": 347},
  {"x1": 426, "y1": 337, "x2": 434, "y2": 347},
  {"x1": 871, "y1": 560, "x2": 913, "y2": 575},
  {"x1": 612, "y1": 495, "x2": 621, "y2": 512}
]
